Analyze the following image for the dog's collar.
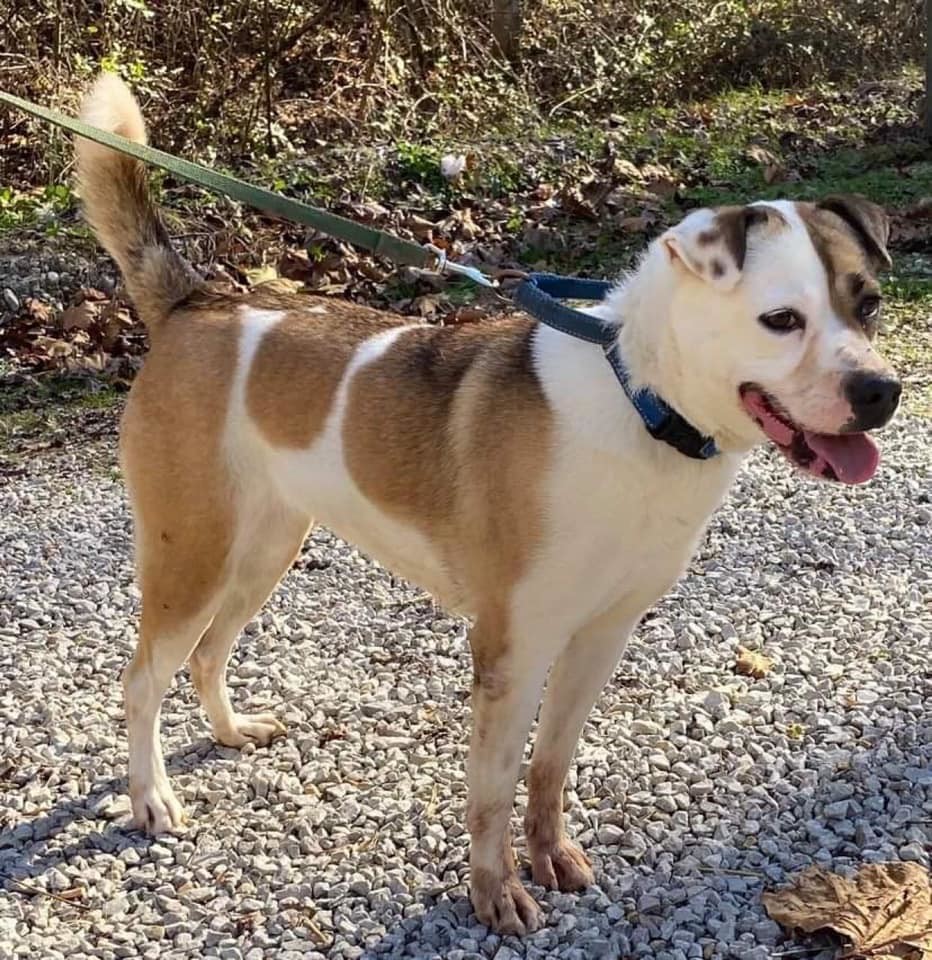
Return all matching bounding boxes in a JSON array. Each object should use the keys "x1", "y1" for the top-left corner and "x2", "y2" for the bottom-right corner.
[{"x1": 514, "y1": 273, "x2": 719, "y2": 461}]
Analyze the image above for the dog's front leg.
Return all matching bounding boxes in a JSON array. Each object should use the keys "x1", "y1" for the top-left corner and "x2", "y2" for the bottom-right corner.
[
  {"x1": 466, "y1": 615, "x2": 554, "y2": 935},
  {"x1": 525, "y1": 605, "x2": 637, "y2": 891}
]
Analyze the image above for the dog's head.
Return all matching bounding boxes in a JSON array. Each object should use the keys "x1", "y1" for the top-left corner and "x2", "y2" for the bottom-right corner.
[{"x1": 658, "y1": 195, "x2": 898, "y2": 484}]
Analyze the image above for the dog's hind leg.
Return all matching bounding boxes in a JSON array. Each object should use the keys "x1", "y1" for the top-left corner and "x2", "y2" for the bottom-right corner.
[
  {"x1": 124, "y1": 592, "x2": 218, "y2": 834},
  {"x1": 188, "y1": 502, "x2": 311, "y2": 748},
  {"x1": 525, "y1": 604, "x2": 636, "y2": 892}
]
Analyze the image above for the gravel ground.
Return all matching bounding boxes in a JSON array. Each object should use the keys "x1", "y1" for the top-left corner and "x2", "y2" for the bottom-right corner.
[{"x1": 0, "y1": 414, "x2": 930, "y2": 960}]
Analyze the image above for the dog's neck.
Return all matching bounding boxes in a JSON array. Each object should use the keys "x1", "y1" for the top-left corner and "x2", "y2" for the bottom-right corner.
[{"x1": 592, "y1": 244, "x2": 755, "y2": 454}]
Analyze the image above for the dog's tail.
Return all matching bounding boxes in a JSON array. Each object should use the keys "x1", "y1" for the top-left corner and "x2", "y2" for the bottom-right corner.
[{"x1": 75, "y1": 74, "x2": 201, "y2": 326}]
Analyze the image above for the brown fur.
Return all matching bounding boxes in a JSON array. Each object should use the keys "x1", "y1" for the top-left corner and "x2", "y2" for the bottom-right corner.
[
  {"x1": 343, "y1": 317, "x2": 551, "y2": 606},
  {"x1": 715, "y1": 204, "x2": 786, "y2": 271},
  {"x1": 75, "y1": 75, "x2": 200, "y2": 324},
  {"x1": 797, "y1": 204, "x2": 885, "y2": 336},
  {"x1": 120, "y1": 307, "x2": 240, "y2": 628},
  {"x1": 245, "y1": 299, "x2": 402, "y2": 448}
]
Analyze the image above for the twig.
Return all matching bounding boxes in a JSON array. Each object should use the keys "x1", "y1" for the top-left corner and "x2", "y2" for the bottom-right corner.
[
  {"x1": 203, "y1": 1, "x2": 337, "y2": 119},
  {"x1": 305, "y1": 907, "x2": 331, "y2": 946},
  {"x1": 696, "y1": 866, "x2": 765, "y2": 879},
  {"x1": 8, "y1": 878, "x2": 90, "y2": 911}
]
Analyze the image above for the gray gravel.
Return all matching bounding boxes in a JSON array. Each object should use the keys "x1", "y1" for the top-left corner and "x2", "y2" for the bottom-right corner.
[{"x1": 0, "y1": 412, "x2": 930, "y2": 960}]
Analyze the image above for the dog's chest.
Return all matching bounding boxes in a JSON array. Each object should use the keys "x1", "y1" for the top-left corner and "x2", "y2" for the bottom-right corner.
[{"x1": 514, "y1": 431, "x2": 741, "y2": 636}]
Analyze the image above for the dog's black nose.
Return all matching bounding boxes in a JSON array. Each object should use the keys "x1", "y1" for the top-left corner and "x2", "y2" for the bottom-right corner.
[{"x1": 845, "y1": 371, "x2": 902, "y2": 430}]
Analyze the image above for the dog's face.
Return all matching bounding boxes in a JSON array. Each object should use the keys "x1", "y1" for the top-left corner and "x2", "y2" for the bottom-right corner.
[{"x1": 660, "y1": 195, "x2": 899, "y2": 483}]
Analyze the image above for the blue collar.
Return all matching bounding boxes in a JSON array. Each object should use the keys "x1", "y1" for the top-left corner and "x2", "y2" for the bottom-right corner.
[{"x1": 514, "y1": 272, "x2": 719, "y2": 461}]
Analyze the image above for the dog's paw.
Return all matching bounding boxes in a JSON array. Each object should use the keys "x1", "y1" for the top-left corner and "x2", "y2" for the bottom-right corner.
[
  {"x1": 471, "y1": 867, "x2": 543, "y2": 935},
  {"x1": 130, "y1": 778, "x2": 186, "y2": 834},
  {"x1": 215, "y1": 712, "x2": 286, "y2": 748},
  {"x1": 530, "y1": 837, "x2": 594, "y2": 892}
]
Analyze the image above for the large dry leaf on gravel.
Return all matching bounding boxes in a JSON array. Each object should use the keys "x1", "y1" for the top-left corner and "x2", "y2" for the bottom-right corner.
[
  {"x1": 736, "y1": 645, "x2": 773, "y2": 679},
  {"x1": 762, "y1": 863, "x2": 932, "y2": 959}
]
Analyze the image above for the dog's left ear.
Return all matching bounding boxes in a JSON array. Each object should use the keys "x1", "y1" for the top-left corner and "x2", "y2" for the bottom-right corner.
[
  {"x1": 816, "y1": 194, "x2": 892, "y2": 271},
  {"x1": 661, "y1": 205, "x2": 773, "y2": 292}
]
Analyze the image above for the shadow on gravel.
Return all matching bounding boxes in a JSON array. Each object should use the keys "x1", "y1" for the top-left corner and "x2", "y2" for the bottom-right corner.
[
  {"x1": 1, "y1": 682, "x2": 929, "y2": 956},
  {"x1": 0, "y1": 736, "x2": 275, "y2": 891}
]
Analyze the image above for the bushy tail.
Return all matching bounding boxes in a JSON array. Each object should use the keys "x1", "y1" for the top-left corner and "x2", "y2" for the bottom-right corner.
[{"x1": 75, "y1": 73, "x2": 200, "y2": 325}]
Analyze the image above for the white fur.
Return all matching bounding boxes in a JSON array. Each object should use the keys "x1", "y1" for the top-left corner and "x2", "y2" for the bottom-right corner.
[{"x1": 239, "y1": 318, "x2": 457, "y2": 605}]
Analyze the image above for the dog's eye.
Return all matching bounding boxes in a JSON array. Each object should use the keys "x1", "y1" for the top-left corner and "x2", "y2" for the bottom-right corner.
[
  {"x1": 858, "y1": 296, "x2": 881, "y2": 326},
  {"x1": 759, "y1": 308, "x2": 804, "y2": 333}
]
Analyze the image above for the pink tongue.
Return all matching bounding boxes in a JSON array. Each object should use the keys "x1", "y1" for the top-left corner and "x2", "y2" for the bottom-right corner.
[{"x1": 804, "y1": 431, "x2": 879, "y2": 484}]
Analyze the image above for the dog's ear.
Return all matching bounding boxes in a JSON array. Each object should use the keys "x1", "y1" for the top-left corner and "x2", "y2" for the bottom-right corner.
[
  {"x1": 661, "y1": 205, "x2": 773, "y2": 292},
  {"x1": 817, "y1": 194, "x2": 892, "y2": 271}
]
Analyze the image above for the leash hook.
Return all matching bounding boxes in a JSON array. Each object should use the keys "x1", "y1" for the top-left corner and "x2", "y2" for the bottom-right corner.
[{"x1": 425, "y1": 243, "x2": 497, "y2": 288}]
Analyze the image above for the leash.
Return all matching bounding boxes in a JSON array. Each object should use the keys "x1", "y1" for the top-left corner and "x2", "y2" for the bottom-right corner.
[
  {"x1": 0, "y1": 89, "x2": 493, "y2": 288},
  {"x1": 0, "y1": 89, "x2": 717, "y2": 460},
  {"x1": 515, "y1": 275, "x2": 719, "y2": 460}
]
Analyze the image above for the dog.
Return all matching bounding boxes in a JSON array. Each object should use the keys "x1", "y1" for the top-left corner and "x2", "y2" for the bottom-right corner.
[{"x1": 75, "y1": 74, "x2": 900, "y2": 935}]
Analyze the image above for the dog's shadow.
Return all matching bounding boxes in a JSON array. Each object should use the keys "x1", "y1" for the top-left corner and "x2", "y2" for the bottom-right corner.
[
  {"x1": 3, "y1": 708, "x2": 930, "y2": 958},
  {"x1": 0, "y1": 737, "x2": 237, "y2": 889}
]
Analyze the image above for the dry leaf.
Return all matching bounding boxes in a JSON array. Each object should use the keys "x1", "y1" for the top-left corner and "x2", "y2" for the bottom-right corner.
[
  {"x1": 762, "y1": 863, "x2": 932, "y2": 960},
  {"x1": 244, "y1": 264, "x2": 279, "y2": 286},
  {"x1": 640, "y1": 164, "x2": 678, "y2": 198},
  {"x1": 616, "y1": 214, "x2": 651, "y2": 233},
  {"x1": 412, "y1": 294, "x2": 445, "y2": 317},
  {"x1": 60, "y1": 300, "x2": 101, "y2": 332},
  {"x1": 736, "y1": 646, "x2": 773, "y2": 679},
  {"x1": 403, "y1": 214, "x2": 437, "y2": 241},
  {"x1": 22, "y1": 297, "x2": 54, "y2": 324},
  {"x1": 558, "y1": 185, "x2": 600, "y2": 221}
]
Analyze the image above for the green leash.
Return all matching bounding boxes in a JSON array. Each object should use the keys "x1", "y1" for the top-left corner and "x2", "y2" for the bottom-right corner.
[{"x1": 0, "y1": 90, "x2": 495, "y2": 287}]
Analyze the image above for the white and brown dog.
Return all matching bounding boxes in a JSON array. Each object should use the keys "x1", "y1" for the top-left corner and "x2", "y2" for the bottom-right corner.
[{"x1": 76, "y1": 75, "x2": 900, "y2": 934}]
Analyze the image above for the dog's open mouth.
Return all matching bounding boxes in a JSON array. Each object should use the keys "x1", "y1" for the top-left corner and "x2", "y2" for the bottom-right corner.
[{"x1": 739, "y1": 385, "x2": 879, "y2": 484}]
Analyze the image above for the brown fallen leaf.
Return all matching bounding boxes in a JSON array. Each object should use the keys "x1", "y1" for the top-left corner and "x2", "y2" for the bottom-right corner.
[
  {"x1": 747, "y1": 145, "x2": 787, "y2": 185},
  {"x1": 736, "y1": 646, "x2": 773, "y2": 679},
  {"x1": 640, "y1": 163, "x2": 679, "y2": 199},
  {"x1": 22, "y1": 297, "x2": 54, "y2": 324},
  {"x1": 616, "y1": 214, "x2": 651, "y2": 234},
  {"x1": 558, "y1": 185, "x2": 600, "y2": 221},
  {"x1": 278, "y1": 248, "x2": 315, "y2": 283},
  {"x1": 762, "y1": 863, "x2": 932, "y2": 960},
  {"x1": 60, "y1": 299, "x2": 101, "y2": 332}
]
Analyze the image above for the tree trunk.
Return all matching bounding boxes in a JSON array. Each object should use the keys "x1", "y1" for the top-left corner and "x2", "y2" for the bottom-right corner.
[{"x1": 491, "y1": 0, "x2": 522, "y2": 65}]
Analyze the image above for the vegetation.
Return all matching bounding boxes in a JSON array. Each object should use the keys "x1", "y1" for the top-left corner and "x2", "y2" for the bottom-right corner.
[{"x1": 0, "y1": 0, "x2": 928, "y2": 443}]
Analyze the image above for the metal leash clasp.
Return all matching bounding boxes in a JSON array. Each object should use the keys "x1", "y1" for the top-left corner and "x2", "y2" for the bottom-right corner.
[{"x1": 425, "y1": 243, "x2": 497, "y2": 288}]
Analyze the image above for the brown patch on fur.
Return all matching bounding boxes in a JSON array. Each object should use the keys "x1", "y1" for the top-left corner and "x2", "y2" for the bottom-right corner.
[
  {"x1": 343, "y1": 316, "x2": 552, "y2": 604},
  {"x1": 525, "y1": 761, "x2": 594, "y2": 891},
  {"x1": 796, "y1": 203, "x2": 884, "y2": 336},
  {"x1": 245, "y1": 296, "x2": 403, "y2": 448},
  {"x1": 817, "y1": 194, "x2": 892, "y2": 271},
  {"x1": 525, "y1": 760, "x2": 564, "y2": 850},
  {"x1": 715, "y1": 204, "x2": 784, "y2": 271},
  {"x1": 698, "y1": 229, "x2": 720, "y2": 246},
  {"x1": 711, "y1": 258, "x2": 725, "y2": 278}
]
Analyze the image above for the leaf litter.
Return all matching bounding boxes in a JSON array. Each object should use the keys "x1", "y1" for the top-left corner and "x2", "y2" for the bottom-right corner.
[{"x1": 763, "y1": 862, "x2": 932, "y2": 959}]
